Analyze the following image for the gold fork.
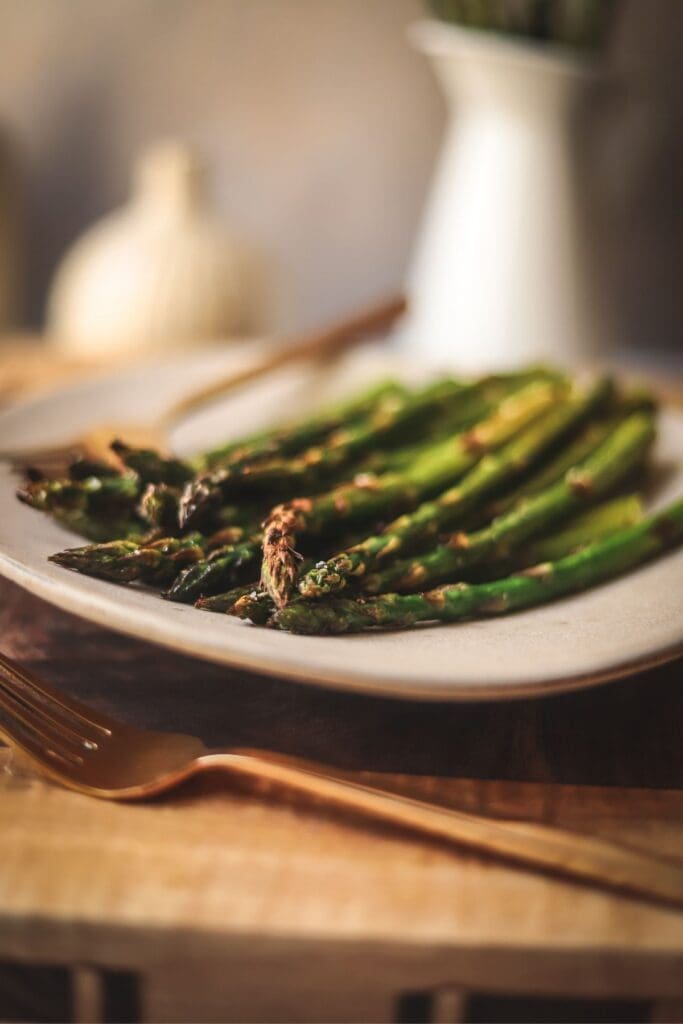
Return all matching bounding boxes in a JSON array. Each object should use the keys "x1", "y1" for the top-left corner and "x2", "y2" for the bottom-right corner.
[
  {"x1": 1, "y1": 652, "x2": 682, "y2": 910},
  {"x1": 0, "y1": 293, "x2": 406, "y2": 473}
]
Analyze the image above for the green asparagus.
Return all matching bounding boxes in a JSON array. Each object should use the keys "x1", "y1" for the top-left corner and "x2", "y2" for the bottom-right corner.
[
  {"x1": 164, "y1": 540, "x2": 260, "y2": 603},
  {"x1": 197, "y1": 584, "x2": 274, "y2": 624},
  {"x1": 232, "y1": 493, "x2": 643, "y2": 627},
  {"x1": 480, "y1": 387, "x2": 656, "y2": 524},
  {"x1": 138, "y1": 483, "x2": 181, "y2": 531},
  {"x1": 261, "y1": 379, "x2": 562, "y2": 606},
  {"x1": 360, "y1": 412, "x2": 655, "y2": 595},
  {"x1": 110, "y1": 440, "x2": 194, "y2": 486},
  {"x1": 200, "y1": 379, "x2": 408, "y2": 470},
  {"x1": 18, "y1": 362, "x2": 676, "y2": 640},
  {"x1": 299, "y1": 377, "x2": 612, "y2": 598},
  {"x1": 479, "y1": 493, "x2": 643, "y2": 576},
  {"x1": 18, "y1": 474, "x2": 144, "y2": 542},
  {"x1": 49, "y1": 533, "x2": 205, "y2": 585},
  {"x1": 67, "y1": 457, "x2": 120, "y2": 481},
  {"x1": 195, "y1": 584, "x2": 257, "y2": 613},
  {"x1": 179, "y1": 377, "x2": 476, "y2": 526},
  {"x1": 18, "y1": 474, "x2": 140, "y2": 514},
  {"x1": 273, "y1": 497, "x2": 683, "y2": 635}
]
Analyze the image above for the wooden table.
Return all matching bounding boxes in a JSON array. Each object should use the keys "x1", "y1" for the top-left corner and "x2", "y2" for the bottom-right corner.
[{"x1": 1, "y1": 576, "x2": 682, "y2": 1024}]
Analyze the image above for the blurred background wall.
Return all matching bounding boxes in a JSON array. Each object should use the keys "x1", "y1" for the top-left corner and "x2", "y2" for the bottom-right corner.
[{"x1": 0, "y1": 0, "x2": 681, "y2": 358}]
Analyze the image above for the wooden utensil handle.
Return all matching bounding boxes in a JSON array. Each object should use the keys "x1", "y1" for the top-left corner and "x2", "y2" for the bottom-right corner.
[
  {"x1": 164, "y1": 293, "x2": 407, "y2": 425},
  {"x1": 202, "y1": 749, "x2": 683, "y2": 911}
]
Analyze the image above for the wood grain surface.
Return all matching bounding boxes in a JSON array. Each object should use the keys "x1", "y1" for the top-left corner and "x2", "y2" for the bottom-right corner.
[{"x1": 1, "y1": 576, "x2": 682, "y2": 1022}]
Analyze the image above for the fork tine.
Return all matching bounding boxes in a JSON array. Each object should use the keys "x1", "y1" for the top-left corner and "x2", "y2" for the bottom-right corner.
[
  {"x1": 0, "y1": 653, "x2": 115, "y2": 737},
  {"x1": 0, "y1": 687, "x2": 85, "y2": 767},
  {"x1": 0, "y1": 675, "x2": 101, "y2": 750},
  {"x1": 0, "y1": 720, "x2": 76, "y2": 777}
]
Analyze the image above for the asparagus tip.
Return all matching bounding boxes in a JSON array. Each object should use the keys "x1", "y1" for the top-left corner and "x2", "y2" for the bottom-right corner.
[{"x1": 261, "y1": 504, "x2": 305, "y2": 608}]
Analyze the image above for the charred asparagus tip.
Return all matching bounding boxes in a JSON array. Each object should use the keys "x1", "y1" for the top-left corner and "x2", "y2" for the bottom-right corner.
[{"x1": 260, "y1": 504, "x2": 306, "y2": 608}]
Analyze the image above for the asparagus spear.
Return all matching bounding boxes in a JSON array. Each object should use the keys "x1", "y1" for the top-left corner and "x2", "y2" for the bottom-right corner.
[
  {"x1": 138, "y1": 483, "x2": 181, "y2": 531},
  {"x1": 229, "y1": 493, "x2": 643, "y2": 627},
  {"x1": 199, "y1": 379, "x2": 408, "y2": 470},
  {"x1": 175, "y1": 519, "x2": 362, "y2": 605},
  {"x1": 273, "y1": 497, "x2": 683, "y2": 635},
  {"x1": 179, "y1": 378, "x2": 473, "y2": 526},
  {"x1": 195, "y1": 584, "x2": 255, "y2": 613},
  {"x1": 480, "y1": 386, "x2": 656, "y2": 524},
  {"x1": 360, "y1": 412, "x2": 655, "y2": 595},
  {"x1": 197, "y1": 584, "x2": 274, "y2": 624},
  {"x1": 190, "y1": 369, "x2": 564, "y2": 518},
  {"x1": 67, "y1": 457, "x2": 121, "y2": 481},
  {"x1": 17, "y1": 474, "x2": 140, "y2": 514},
  {"x1": 299, "y1": 377, "x2": 613, "y2": 598},
  {"x1": 260, "y1": 379, "x2": 562, "y2": 607},
  {"x1": 49, "y1": 533, "x2": 205, "y2": 585},
  {"x1": 216, "y1": 381, "x2": 481, "y2": 492},
  {"x1": 322, "y1": 368, "x2": 566, "y2": 480},
  {"x1": 140, "y1": 481, "x2": 264, "y2": 533},
  {"x1": 18, "y1": 474, "x2": 144, "y2": 541},
  {"x1": 164, "y1": 540, "x2": 260, "y2": 603},
  {"x1": 481, "y1": 493, "x2": 643, "y2": 575},
  {"x1": 110, "y1": 440, "x2": 194, "y2": 486}
]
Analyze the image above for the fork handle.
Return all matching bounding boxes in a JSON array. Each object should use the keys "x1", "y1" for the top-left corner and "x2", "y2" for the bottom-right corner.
[
  {"x1": 163, "y1": 293, "x2": 407, "y2": 426},
  {"x1": 200, "y1": 749, "x2": 683, "y2": 910}
]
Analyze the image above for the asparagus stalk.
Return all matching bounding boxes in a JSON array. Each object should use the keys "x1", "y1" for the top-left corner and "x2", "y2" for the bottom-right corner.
[
  {"x1": 195, "y1": 584, "x2": 256, "y2": 613},
  {"x1": 260, "y1": 379, "x2": 563, "y2": 607},
  {"x1": 67, "y1": 457, "x2": 121, "y2": 481},
  {"x1": 480, "y1": 493, "x2": 643, "y2": 576},
  {"x1": 325, "y1": 368, "x2": 566, "y2": 480},
  {"x1": 49, "y1": 533, "x2": 205, "y2": 585},
  {"x1": 230, "y1": 493, "x2": 643, "y2": 627},
  {"x1": 273, "y1": 497, "x2": 683, "y2": 635},
  {"x1": 138, "y1": 483, "x2": 181, "y2": 531},
  {"x1": 184, "y1": 370, "x2": 564, "y2": 527},
  {"x1": 234, "y1": 374, "x2": 567, "y2": 496},
  {"x1": 482, "y1": 418, "x2": 616, "y2": 523},
  {"x1": 139, "y1": 481, "x2": 264, "y2": 533},
  {"x1": 360, "y1": 412, "x2": 655, "y2": 595},
  {"x1": 164, "y1": 540, "x2": 260, "y2": 603},
  {"x1": 178, "y1": 522, "x2": 362, "y2": 606},
  {"x1": 213, "y1": 380, "x2": 479, "y2": 492},
  {"x1": 110, "y1": 440, "x2": 194, "y2": 486},
  {"x1": 18, "y1": 474, "x2": 144, "y2": 541},
  {"x1": 299, "y1": 377, "x2": 613, "y2": 598},
  {"x1": 179, "y1": 377, "x2": 473, "y2": 526},
  {"x1": 17, "y1": 474, "x2": 140, "y2": 514},
  {"x1": 480, "y1": 386, "x2": 656, "y2": 524},
  {"x1": 197, "y1": 585, "x2": 274, "y2": 624},
  {"x1": 199, "y1": 379, "x2": 408, "y2": 470}
]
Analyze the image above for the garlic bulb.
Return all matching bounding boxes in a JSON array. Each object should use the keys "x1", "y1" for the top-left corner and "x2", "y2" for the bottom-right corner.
[{"x1": 47, "y1": 141, "x2": 257, "y2": 358}]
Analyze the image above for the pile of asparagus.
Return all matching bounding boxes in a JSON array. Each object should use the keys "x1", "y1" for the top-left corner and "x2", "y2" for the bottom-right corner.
[{"x1": 17, "y1": 366, "x2": 683, "y2": 635}]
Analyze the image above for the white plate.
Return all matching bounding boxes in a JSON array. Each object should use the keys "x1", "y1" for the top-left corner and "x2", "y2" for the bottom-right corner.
[{"x1": 1, "y1": 347, "x2": 682, "y2": 701}]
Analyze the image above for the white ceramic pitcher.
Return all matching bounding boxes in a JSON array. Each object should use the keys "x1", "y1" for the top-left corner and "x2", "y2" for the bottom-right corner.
[{"x1": 404, "y1": 19, "x2": 606, "y2": 372}]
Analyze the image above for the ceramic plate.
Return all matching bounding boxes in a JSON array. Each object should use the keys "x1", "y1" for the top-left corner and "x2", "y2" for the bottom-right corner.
[{"x1": 1, "y1": 346, "x2": 682, "y2": 701}]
